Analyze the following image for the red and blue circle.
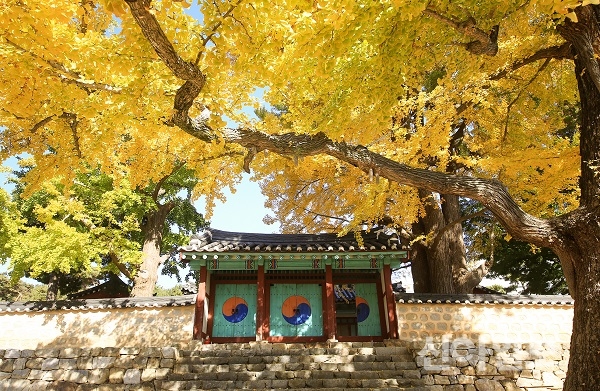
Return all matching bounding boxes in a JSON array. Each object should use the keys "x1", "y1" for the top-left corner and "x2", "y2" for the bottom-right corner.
[
  {"x1": 356, "y1": 297, "x2": 370, "y2": 323},
  {"x1": 282, "y1": 295, "x2": 311, "y2": 325},
  {"x1": 222, "y1": 296, "x2": 248, "y2": 323}
]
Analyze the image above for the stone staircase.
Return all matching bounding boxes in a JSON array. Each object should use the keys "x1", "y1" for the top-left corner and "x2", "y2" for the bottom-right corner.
[
  {"x1": 159, "y1": 341, "x2": 428, "y2": 390},
  {"x1": 0, "y1": 341, "x2": 435, "y2": 390}
]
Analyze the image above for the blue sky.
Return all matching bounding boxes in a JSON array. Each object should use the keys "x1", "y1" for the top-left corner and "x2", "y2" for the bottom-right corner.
[{"x1": 196, "y1": 174, "x2": 276, "y2": 234}]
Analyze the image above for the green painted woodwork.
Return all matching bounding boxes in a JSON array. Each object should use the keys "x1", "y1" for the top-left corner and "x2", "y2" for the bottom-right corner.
[
  {"x1": 182, "y1": 251, "x2": 408, "y2": 271},
  {"x1": 269, "y1": 284, "x2": 323, "y2": 337},
  {"x1": 266, "y1": 257, "x2": 323, "y2": 270},
  {"x1": 212, "y1": 284, "x2": 257, "y2": 338},
  {"x1": 355, "y1": 283, "x2": 382, "y2": 337}
]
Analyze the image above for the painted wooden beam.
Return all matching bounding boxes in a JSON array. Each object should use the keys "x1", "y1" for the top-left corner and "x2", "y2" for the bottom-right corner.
[
  {"x1": 256, "y1": 265, "x2": 266, "y2": 341},
  {"x1": 383, "y1": 264, "x2": 399, "y2": 339},
  {"x1": 193, "y1": 265, "x2": 208, "y2": 341},
  {"x1": 325, "y1": 264, "x2": 336, "y2": 340}
]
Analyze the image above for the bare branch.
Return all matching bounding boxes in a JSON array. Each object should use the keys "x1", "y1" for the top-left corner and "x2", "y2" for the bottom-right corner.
[
  {"x1": 31, "y1": 115, "x2": 56, "y2": 133},
  {"x1": 60, "y1": 112, "x2": 83, "y2": 158},
  {"x1": 502, "y1": 57, "x2": 552, "y2": 141},
  {"x1": 3, "y1": 37, "x2": 122, "y2": 93},
  {"x1": 151, "y1": 161, "x2": 186, "y2": 203},
  {"x1": 109, "y1": 252, "x2": 134, "y2": 280},
  {"x1": 195, "y1": 0, "x2": 243, "y2": 65}
]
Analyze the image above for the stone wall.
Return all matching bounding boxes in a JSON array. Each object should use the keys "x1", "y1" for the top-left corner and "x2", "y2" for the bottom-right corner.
[
  {"x1": 396, "y1": 294, "x2": 573, "y2": 390},
  {"x1": 0, "y1": 294, "x2": 574, "y2": 390}
]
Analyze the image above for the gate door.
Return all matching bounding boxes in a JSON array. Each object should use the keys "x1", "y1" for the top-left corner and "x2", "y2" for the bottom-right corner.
[
  {"x1": 270, "y1": 284, "x2": 323, "y2": 337},
  {"x1": 212, "y1": 283, "x2": 257, "y2": 338},
  {"x1": 355, "y1": 283, "x2": 382, "y2": 337}
]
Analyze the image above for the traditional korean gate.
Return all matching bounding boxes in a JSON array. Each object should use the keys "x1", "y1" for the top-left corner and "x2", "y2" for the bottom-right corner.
[
  {"x1": 269, "y1": 284, "x2": 323, "y2": 338},
  {"x1": 354, "y1": 282, "x2": 382, "y2": 337},
  {"x1": 212, "y1": 283, "x2": 257, "y2": 338}
]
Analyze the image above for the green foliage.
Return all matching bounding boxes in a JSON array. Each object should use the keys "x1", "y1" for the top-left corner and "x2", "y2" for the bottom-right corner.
[
  {"x1": 155, "y1": 165, "x2": 209, "y2": 254},
  {"x1": 5, "y1": 163, "x2": 145, "y2": 284},
  {"x1": 3, "y1": 162, "x2": 207, "y2": 296},
  {"x1": 485, "y1": 284, "x2": 507, "y2": 294},
  {"x1": 153, "y1": 284, "x2": 183, "y2": 297},
  {"x1": 0, "y1": 273, "x2": 47, "y2": 302},
  {"x1": 488, "y1": 239, "x2": 568, "y2": 295},
  {"x1": 0, "y1": 188, "x2": 21, "y2": 262}
]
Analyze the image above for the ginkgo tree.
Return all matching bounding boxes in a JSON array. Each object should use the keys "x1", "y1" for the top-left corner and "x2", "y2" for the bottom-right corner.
[
  {"x1": 2, "y1": 162, "x2": 209, "y2": 298},
  {"x1": 1, "y1": 0, "x2": 600, "y2": 388}
]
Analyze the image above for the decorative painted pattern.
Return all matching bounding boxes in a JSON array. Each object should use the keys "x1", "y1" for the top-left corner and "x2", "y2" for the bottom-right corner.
[
  {"x1": 356, "y1": 296, "x2": 370, "y2": 323},
  {"x1": 222, "y1": 297, "x2": 248, "y2": 323},
  {"x1": 282, "y1": 296, "x2": 311, "y2": 325},
  {"x1": 270, "y1": 284, "x2": 323, "y2": 337},
  {"x1": 212, "y1": 284, "x2": 257, "y2": 338}
]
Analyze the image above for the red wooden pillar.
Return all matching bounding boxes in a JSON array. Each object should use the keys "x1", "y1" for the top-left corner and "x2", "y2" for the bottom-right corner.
[
  {"x1": 193, "y1": 265, "x2": 208, "y2": 340},
  {"x1": 256, "y1": 264, "x2": 267, "y2": 341},
  {"x1": 325, "y1": 263, "x2": 336, "y2": 340},
  {"x1": 383, "y1": 264, "x2": 398, "y2": 339}
]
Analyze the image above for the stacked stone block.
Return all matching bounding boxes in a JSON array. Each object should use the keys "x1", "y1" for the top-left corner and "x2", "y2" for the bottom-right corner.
[
  {"x1": 411, "y1": 340, "x2": 567, "y2": 391},
  {"x1": 0, "y1": 342, "x2": 450, "y2": 390},
  {"x1": 0, "y1": 340, "x2": 569, "y2": 390}
]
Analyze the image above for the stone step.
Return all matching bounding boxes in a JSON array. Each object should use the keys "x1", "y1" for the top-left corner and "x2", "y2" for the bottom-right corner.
[
  {"x1": 181, "y1": 344, "x2": 412, "y2": 357},
  {"x1": 0, "y1": 379, "x2": 432, "y2": 391},
  {"x1": 166, "y1": 369, "x2": 425, "y2": 381},
  {"x1": 155, "y1": 378, "x2": 428, "y2": 389},
  {"x1": 172, "y1": 361, "x2": 418, "y2": 374},
  {"x1": 175, "y1": 353, "x2": 416, "y2": 366}
]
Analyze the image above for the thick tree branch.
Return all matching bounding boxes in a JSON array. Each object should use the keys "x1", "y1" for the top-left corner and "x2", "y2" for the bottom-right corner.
[
  {"x1": 557, "y1": 5, "x2": 600, "y2": 94},
  {"x1": 125, "y1": 0, "x2": 570, "y2": 272},
  {"x1": 491, "y1": 43, "x2": 573, "y2": 80},
  {"x1": 422, "y1": 8, "x2": 499, "y2": 56},
  {"x1": 109, "y1": 252, "x2": 134, "y2": 280},
  {"x1": 124, "y1": 0, "x2": 206, "y2": 84}
]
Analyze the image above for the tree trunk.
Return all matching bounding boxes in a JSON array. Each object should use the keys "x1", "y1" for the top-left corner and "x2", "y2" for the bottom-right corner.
[
  {"x1": 560, "y1": 210, "x2": 600, "y2": 390},
  {"x1": 558, "y1": 7, "x2": 600, "y2": 389},
  {"x1": 46, "y1": 273, "x2": 58, "y2": 301},
  {"x1": 410, "y1": 220, "x2": 432, "y2": 293},
  {"x1": 413, "y1": 190, "x2": 485, "y2": 294},
  {"x1": 130, "y1": 204, "x2": 172, "y2": 297}
]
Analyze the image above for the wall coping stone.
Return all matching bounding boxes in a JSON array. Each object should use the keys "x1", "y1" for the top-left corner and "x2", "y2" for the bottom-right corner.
[
  {"x1": 0, "y1": 293, "x2": 573, "y2": 314},
  {"x1": 396, "y1": 293, "x2": 573, "y2": 305},
  {"x1": 0, "y1": 295, "x2": 196, "y2": 313}
]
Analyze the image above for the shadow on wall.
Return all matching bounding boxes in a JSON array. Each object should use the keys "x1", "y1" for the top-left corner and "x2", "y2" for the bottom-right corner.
[{"x1": 0, "y1": 297, "x2": 195, "y2": 349}]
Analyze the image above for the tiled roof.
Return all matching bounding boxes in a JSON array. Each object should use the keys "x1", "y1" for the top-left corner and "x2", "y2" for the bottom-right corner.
[
  {"x1": 0, "y1": 295, "x2": 196, "y2": 313},
  {"x1": 179, "y1": 228, "x2": 404, "y2": 253},
  {"x1": 396, "y1": 293, "x2": 574, "y2": 305},
  {"x1": 67, "y1": 274, "x2": 130, "y2": 300}
]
